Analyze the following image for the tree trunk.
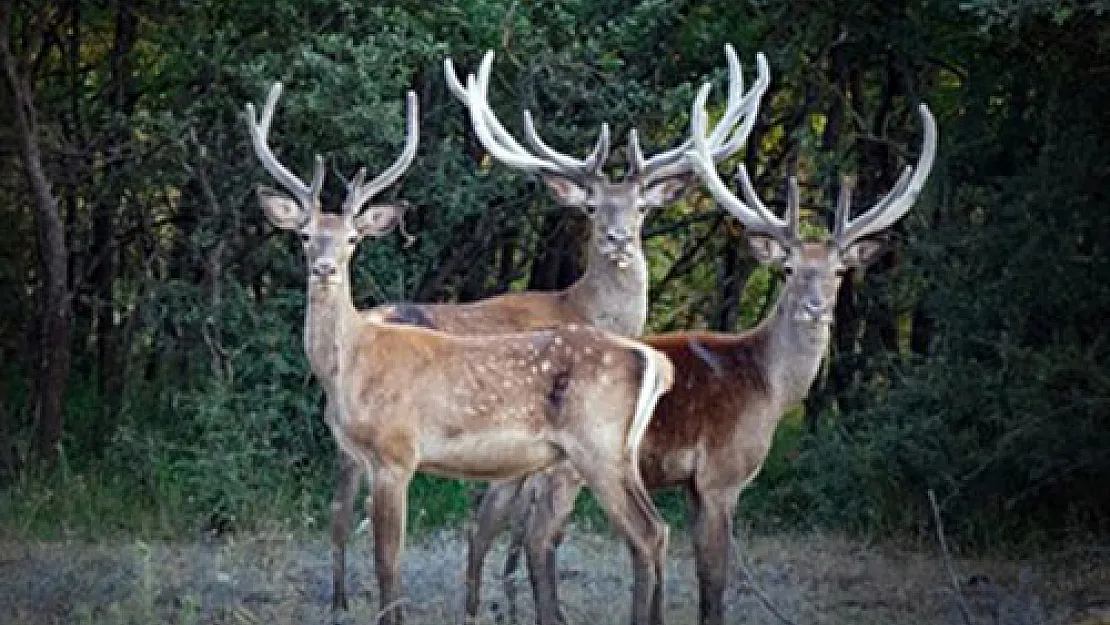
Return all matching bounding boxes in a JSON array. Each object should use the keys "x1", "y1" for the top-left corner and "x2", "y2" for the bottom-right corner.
[
  {"x1": 94, "y1": 0, "x2": 139, "y2": 421},
  {"x1": 526, "y1": 210, "x2": 581, "y2": 291},
  {"x1": 0, "y1": 375, "x2": 16, "y2": 480},
  {"x1": 1, "y1": 5, "x2": 72, "y2": 467},
  {"x1": 711, "y1": 232, "x2": 752, "y2": 332}
]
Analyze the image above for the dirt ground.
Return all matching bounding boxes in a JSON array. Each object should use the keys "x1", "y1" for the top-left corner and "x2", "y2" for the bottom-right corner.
[{"x1": 1, "y1": 524, "x2": 1107, "y2": 625}]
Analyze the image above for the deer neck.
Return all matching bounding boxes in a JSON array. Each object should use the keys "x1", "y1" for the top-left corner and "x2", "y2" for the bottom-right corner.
[
  {"x1": 757, "y1": 296, "x2": 831, "y2": 408},
  {"x1": 304, "y1": 279, "x2": 360, "y2": 386},
  {"x1": 562, "y1": 240, "x2": 649, "y2": 336}
]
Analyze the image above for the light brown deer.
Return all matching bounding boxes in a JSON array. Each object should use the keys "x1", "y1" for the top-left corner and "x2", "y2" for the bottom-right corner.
[
  {"x1": 246, "y1": 83, "x2": 677, "y2": 625},
  {"x1": 466, "y1": 84, "x2": 937, "y2": 625},
  {"x1": 318, "y1": 47, "x2": 769, "y2": 614}
]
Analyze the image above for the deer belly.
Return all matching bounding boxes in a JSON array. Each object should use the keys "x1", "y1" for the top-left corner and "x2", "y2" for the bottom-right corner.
[{"x1": 417, "y1": 430, "x2": 561, "y2": 480}]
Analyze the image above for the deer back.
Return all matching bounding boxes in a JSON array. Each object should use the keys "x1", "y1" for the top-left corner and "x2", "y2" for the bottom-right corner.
[{"x1": 334, "y1": 322, "x2": 672, "y2": 478}]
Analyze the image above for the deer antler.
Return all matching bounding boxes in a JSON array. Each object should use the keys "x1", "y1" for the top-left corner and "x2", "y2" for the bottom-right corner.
[
  {"x1": 686, "y1": 81, "x2": 799, "y2": 244},
  {"x1": 445, "y1": 51, "x2": 611, "y2": 179},
  {"x1": 247, "y1": 83, "x2": 420, "y2": 220},
  {"x1": 628, "y1": 45, "x2": 771, "y2": 185},
  {"x1": 689, "y1": 94, "x2": 936, "y2": 247},
  {"x1": 833, "y1": 104, "x2": 937, "y2": 246},
  {"x1": 244, "y1": 82, "x2": 325, "y2": 213},
  {"x1": 445, "y1": 46, "x2": 769, "y2": 185},
  {"x1": 341, "y1": 91, "x2": 420, "y2": 216}
]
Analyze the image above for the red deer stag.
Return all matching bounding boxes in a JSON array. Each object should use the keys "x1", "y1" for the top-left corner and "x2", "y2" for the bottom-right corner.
[
  {"x1": 246, "y1": 83, "x2": 676, "y2": 625},
  {"x1": 438, "y1": 48, "x2": 768, "y2": 623},
  {"x1": 321, "y1": 47, "x2": 769, "y2": 614},
  {"x1": 467, "y1": 84, "x2": 937, "y2": 625},
  {"x1": 374, "y1": 46, "x2": 768, "y2": 338}
]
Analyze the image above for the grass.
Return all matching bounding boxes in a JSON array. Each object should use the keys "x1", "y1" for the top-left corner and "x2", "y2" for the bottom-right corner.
[
  {"x1": 3, "y1": 526, "x2": 1106, "y2": 625},
  {"x1": 1, "y1": 380, "x2": 1101, "y2": 553}
]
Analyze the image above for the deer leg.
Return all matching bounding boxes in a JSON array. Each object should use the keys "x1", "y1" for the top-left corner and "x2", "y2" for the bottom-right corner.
[
  {"x1": 691, "y1": 489, "x2": 735, "y2": 625},
  {"x1": 501, "y1": 479, "x2": 532, "y2": 625},
  {"x1": 370, "y1": 461, "x2": 413, "y2": 625},
  {"x1": 523, "y1": 467, "x2": 581, "y2": 625},
  {"x1": 464, "y1": 478, "x2": 525, "y2": 623},
  {"x1": 573, "y1": 459, "x2": 667, "y2": 625},
  {"x1": 330, "y1": 445, "x2": 361, "y2": 611}
]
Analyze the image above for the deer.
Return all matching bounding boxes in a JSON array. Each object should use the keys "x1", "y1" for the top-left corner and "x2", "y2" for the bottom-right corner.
[
  {"x1": 373, "y1": 46, "x2": 769, "y2": 338},
  {"x1": 465, "y1": 81, "x2": 937, "y2": 625},
  {"x1": 245, "y1": 83, "x2": 679, "y2": 625},
  {"x1": 312, "y1": 47, "x2": 769, "y2": 616}
]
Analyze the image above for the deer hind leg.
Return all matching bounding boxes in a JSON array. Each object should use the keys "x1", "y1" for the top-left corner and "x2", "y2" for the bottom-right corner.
[
  {"x1": 463, "y1": 478, "x2": 525, "y2": 623},
  {"x1": 330, "y1": 446, "x2": 362, "y2": 611},
  {"x1": 523, "y1": 465, "x2": 582, "y2": 625},
  {"x1": 499, "y1": 472, "x2": 549, "y2": 625},
  {"x1": 571, "y1": 457, "x2": 668, "y2": 625},
  {"x1": 500, "y1": 477, "x2": 531, "y2": 625},
  {"x1": 370, "y1": 460, "x2": 414, "y2": 625},
  {"x1": 690, "y1": 487, "x2": 737, "y2": 625}
]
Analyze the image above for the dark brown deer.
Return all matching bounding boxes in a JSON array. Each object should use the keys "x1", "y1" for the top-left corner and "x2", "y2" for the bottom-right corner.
[
  {"x1": 246, "y1": 83, "x2": 678, "y2": 625},
  {"x1": 465, "y1": 84, "x2": 938, "y2": 625},
  {"x1": 320, "y1": 47, "x2": 768, "y2": 614}
]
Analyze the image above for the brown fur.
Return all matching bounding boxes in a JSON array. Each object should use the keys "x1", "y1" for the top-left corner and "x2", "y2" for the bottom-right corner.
[
  {"x1": 255, "y1": 198, "x2": 674, "y2": 625},
  {"x1": 332, "y1": 317, "x2": 673, "y2": 625},
  {"x1": 637, "y1": 332, "x2": 773, "y2": 488},
  {"x1": 373, "y1": 291, "x2": 591, "y2": 335},
  {"x1": 247, "y1": 81, "x2": 677, "y2": 624},
  {"x1": 467, "y1": 238, "x2": 890, "y2": 625}
]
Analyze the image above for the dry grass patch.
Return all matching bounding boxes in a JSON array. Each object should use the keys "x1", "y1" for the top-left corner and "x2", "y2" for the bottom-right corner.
[{"x1": 0, "y1": 527, "x2": 1106, "y2": 624}]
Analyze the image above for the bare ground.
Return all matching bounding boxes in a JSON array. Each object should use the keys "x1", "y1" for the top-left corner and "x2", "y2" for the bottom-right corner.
[{"x1": 1, "y1": 524, "x2": 1107, "y2": 625}]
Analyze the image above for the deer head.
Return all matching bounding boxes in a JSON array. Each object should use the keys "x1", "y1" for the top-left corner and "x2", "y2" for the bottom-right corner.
[
  {"x1": 686, "y1": 82, "x2": 938, "y2": 325},
  {"x1": 244, "y1": 83, "x2": 418, "y2": 287},
  {"x1": 445, "y1": 47, "x2": 770, "y2": 270}
]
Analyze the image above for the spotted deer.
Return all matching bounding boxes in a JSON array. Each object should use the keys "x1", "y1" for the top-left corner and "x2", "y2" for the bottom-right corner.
[
  {"x1": 467, "y1": 83, "x2": 937, "y2": 625},
  {"x1": 316, "y1": 47, "x2": 768, "y2": 615},
  {"x1": 246, "y1": 83, "x2": 677, "y2": 625}
]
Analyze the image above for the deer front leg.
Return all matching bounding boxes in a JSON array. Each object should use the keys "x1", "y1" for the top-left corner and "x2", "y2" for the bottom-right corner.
[
  {"x1": 464, "y1": 478, "x2": 525, "y2": 623},
  {"x1": 371, "y1": 461, "x2": 413, "y2": 625},
  {"x1": 691, "y1": 488, "x2": 736, "y2": 625},
  {"x1": 523, "y1": 466, "x2": 582, "y2": 625},
  {"x1": 330, "y1": 444, "x2": 362, "y2": 611}
]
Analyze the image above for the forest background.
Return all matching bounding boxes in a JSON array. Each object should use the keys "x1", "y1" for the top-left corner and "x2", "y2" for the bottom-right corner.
[{"x1": 1, "y1": 0, "x2": 1107, "y2": 550}]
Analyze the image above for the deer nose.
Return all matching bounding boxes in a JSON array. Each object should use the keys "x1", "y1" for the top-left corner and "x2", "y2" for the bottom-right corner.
[
  {"x1": 313, "y1": 260, "x2": 337, "y2": 277},
  {"x1": 804, "y1": 297, "x2": 827, "y2": 317},
  {"x1": 605, "y1": 228, "x2": 632, "y2": 245}
]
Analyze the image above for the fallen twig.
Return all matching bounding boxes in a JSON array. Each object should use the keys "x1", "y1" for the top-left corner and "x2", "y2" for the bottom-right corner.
[
  {"x1": 373, "y1": 597, "x2": 411, "y2": 624},
  {"x1": 731, "y1": 534, "x2": 798, "y2": 625},
  {"x1": 927, "y1": 488, "x2": 976, "y2": 625}
]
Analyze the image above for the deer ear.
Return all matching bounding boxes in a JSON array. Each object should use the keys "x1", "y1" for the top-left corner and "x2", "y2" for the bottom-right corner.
[
  {"x1": 841, "y1": 236, "x2": 888, "y2": 267},
  {"x1": 640, "y1": 174, "x2": 694, "y2": 208},
  {"x1": 354, "y1": 204, "x2": 406, "y2": 239},
  {"x1": 746, "y1": 234, "x2": 789, "y2": 264},
  {"x1": 257, "y1": 186, "x2": 306, "y2": 230},
  {"x1": 540, "y1": 173, "x2": 591, "y2": 207}
]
